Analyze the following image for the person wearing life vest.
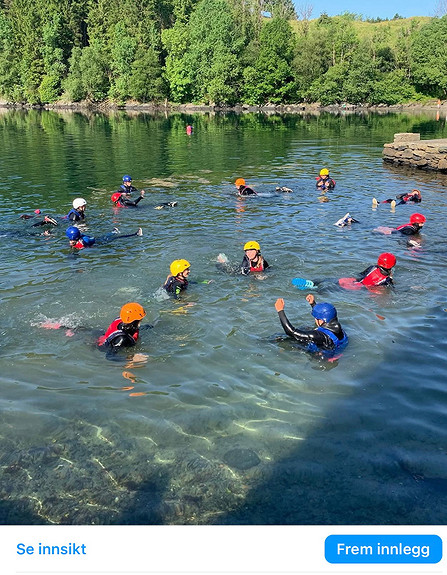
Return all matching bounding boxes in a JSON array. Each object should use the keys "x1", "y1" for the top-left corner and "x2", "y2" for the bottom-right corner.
[
  {"x1": 373, "y1": 213, "x2": 426, "y2": 236},
  {"x1": 375, "y1": 189, "x2": 422, "y2": 206},
  {"x1": 117, "y1": 175, "x2": 139, "y2": 195},
  {"x1": 111, "y1": 188, "x2": 145, "y2": 207},
  {"x1": 66, "y1": 225, "x2": 142, "y2": 249},
  {"x1": 392, "y1": 213, "x2": 426, "y2": 235},
  {"x1": 338, "y1": 252, "x2": 396, "y2": 290},
  {"x1": 235, "y1": 178, "x2": 257, "y2": 196},
  {"x1": 97, "y1": 302, "x2": 146, "y2": 355},
  {"x1": 66, "y1": 226, "x2": 95, "y2": 249},
  {"x1": 275, "y1": 294, "x2": 348, "y2": 354},
  {"x1": 163, "y1": 259, "x2": 191, "y2": 296},
  {"x1": 316, "y1": 168, "x2": 335, "y2": 191},
  {"x1": 241, "y1": 241, "x2": 270, "y2": 275},
  {"x1": 67, "y1": 198, "x2": 87, "y2": 222}
]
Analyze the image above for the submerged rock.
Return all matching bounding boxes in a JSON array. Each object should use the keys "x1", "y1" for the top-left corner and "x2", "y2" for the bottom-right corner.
[{"x1": 223, "y1": 448, "x2": 260, "y2": 470}]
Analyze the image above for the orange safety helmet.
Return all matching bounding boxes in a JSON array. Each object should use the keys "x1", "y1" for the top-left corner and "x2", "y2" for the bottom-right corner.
[
  {"x1": 235, "y1": 178, "x2": 246, "y2": 187},
  {"x1": 111, "y1": 192, "x2": 122, "y2": 203},
  {"x1": 120, "y1": 302, "x2": 146, "y2": 324}
]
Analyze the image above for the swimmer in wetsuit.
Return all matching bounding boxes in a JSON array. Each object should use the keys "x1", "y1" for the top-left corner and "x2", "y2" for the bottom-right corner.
[
  {"x1": 97, "y1": 302, "x2": 146, "y2": 358},
  {"x1": 235, "y1": 178, "x2": 257, "y2": 196},
  {"x1": 338, "y1": 252, "x2": 396, "y2": 290},
  {"x1": 374, "y1": 189, "x2": 422, "y2": 207},
  {"x1": 316, "y1": 168, "x2": 336, "y2": 191},
  {"x1": 275, "y1": 294, "x2": 348, "y2": 355},
  {"x1": 66, "y1": 198, "x2": 87, "y2": 222},
  {"x1": 111, "y1": 189, "x2": 145, "y2": 207},
  {"x1": 117, "y1": 174, "x2": 139, "y2": 195},
  {"x1": 163, "y1": 259, "x2": 191, "y2": 297},
  {"x1": 241, "y1": 241, "x2": 269, "y2": 275},
  {"x1": 293, "y1": 252, "x2": 396, "y2": 291},
  {"x1": 374, "y1": 213, "x2": 426, "y2": 236},
  {"x1": 66, "y1": 225, "x2": 142, "y2": 249}
]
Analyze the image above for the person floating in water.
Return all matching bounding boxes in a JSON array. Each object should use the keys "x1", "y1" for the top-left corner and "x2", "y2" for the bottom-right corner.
[
  {"x1": 235, "y1": 178, "x2": 257, "y2": 196},
  {"x1": 241, "y1": 241, "x2": 269, "y2": 275},
  {"x1": 65, "y1": 225, "x2": 142, "y2": 249},
  {"x1": 275, "y1": 294, "x2": 348, "y2": 355},
  {"x1": 374, "y1": 213, "x2": 426, "y2": 235},
  {"x1": 334, "y1": 213, "x2": 359, "y2": 227},
  {"x1": 30, "y1": 215, "x2": 58, "y2": 228},
  {"x1": 292, "y1": 252, "x2": 396, "y2": 291},
  {"x1": 111, "y1": 188, "x2": 145, "y2": 207},
  {"x1": 67, "y1": 198, "x2": 87, "y2": 222},
  {"x1": 163, "y1": 259, "x2": 191, "y2": 296},
  {"x1": 372, "y1": 189, "x2": 422, "y2": 208},
  {"x1": 98, "y1": 302, "x2": 146, "y2": 357},
  {"x1": 316, "y1": 168, "x2": 335, "y2": 191},
  {"x1": 338, "y1": 252, "x2": 396, "y2": 290}
]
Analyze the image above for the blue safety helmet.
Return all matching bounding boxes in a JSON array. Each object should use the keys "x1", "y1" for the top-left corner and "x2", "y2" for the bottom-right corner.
[
  {"x1": 66, "y1": 226, "x2": 81, "y2": 241},
  {"x1": 122, "y1": 175, "x2": 132, "y2": 182},
  {"x1": 311, "y1": 302, "x2": 337, "y2": 323}
]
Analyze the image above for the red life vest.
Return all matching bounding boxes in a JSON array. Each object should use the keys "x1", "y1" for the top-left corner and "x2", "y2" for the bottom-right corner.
[
  {"x1": 97, "y1": 318, "x2": 139, "y2": 346},
  {"x1": 74, "y1": 239, "x2": 85, "y2": 249},
  {"x1": 360, "y1": 266, "x2": 388, "y2": 287},
  {"x1": 250, "y1": 259, "x2": 265, "y2": 272}
]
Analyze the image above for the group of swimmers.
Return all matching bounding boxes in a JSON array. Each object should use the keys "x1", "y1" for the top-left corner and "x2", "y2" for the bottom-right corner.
[
  {"x1": 27, "y1": 169, "x2": 427, "y2": 360},
  {"x1": 228, "y1": 168, "x2": 427, "y2": 357}
]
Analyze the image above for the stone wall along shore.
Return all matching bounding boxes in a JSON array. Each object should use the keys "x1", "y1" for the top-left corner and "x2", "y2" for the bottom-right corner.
[{"x1": 383, "y1": 133, "x2": 447, "y2": 171}]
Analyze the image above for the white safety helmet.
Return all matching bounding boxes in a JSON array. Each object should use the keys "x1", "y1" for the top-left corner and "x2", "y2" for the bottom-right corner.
[{"x1": 73, "y1": 198, "x2": 87, "y2": 209}]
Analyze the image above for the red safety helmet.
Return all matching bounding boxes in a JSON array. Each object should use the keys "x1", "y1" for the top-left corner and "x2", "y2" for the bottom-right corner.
[
  {"x1": 410, "y1": 213, "x2": 426, "y2": 224},
  {"x1": 377, "y1": 252, "x2": 396, "y2": 269},
  {"x1": 111, "y1": 192, "x2": 122, "y2": 203}
]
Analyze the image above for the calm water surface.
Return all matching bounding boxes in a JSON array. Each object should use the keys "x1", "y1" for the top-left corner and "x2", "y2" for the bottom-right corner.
[{"x1": 1, "y1": 109, "x2": 447, "y2": 525}]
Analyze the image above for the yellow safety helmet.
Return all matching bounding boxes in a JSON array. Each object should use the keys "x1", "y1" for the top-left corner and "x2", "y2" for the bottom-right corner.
[
  {"x1": 120, "y1": 302, "x2": 146, "y2": 324},
  {"x1": 235, "y1": 178, "x2": 246, "y2": 187},
  {"x1": 170, "y1": 259, "x2": 191, "y2": 276},
  {"x1": 319, "y1": 168, "x2": 329, "y2": 176},
  {"x1": 244, "y1": 241, "x2": 260, "y2": 251}
]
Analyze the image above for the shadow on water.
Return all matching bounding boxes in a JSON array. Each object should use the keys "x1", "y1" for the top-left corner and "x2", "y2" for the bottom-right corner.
[{"x1": 214, "y1": 345, "x2": 447, "y2": 525}]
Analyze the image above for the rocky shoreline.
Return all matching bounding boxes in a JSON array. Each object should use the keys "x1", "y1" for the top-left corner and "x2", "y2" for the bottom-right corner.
[{"x1": 0, "y1": 99, "x2": 445, "y2": 115}]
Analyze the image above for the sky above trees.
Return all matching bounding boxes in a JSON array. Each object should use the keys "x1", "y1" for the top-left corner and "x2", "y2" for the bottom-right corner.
[{"x1": 304, "y1": 0, "x2": 435, "y2": 19}]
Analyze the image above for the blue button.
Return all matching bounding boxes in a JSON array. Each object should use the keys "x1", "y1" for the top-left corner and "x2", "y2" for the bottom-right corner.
[{"x1": 325, "y1": 535, "x2": 442, "y2": 563}]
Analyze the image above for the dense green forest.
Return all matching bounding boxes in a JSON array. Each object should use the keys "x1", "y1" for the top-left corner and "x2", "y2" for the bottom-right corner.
[{"x1": 0, "y1": 0, "x2": 445, "y2": 106}]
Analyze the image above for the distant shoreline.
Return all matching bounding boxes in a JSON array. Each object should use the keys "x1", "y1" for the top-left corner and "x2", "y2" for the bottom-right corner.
[{"x1": 0, "y1": 100, "x2": 445, "y2": 115}]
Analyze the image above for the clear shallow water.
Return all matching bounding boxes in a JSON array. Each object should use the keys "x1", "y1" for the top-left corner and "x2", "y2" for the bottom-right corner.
[{"x1": 1, "y1": 109, "x2": 447, "y2": 524}]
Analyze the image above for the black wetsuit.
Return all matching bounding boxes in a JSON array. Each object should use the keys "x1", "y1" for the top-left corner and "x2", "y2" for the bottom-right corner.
[
  {"x1": 117, "y1": 194, "x2": 144, "y2": 207},
  {"x1": 31, "y1": 216, "x2": 58, "y2": 227},
  {"x1": 118, "y1": 183, "x2": 139, "y2": 195},
  {"x1": 240, "y1": 255, "x2": 269, "y2": 275},
  {"x1": 383, "y1": 193, "x2": 422, "y2": 206},
  {"x1": 98, "y1": 318, "x2": 140, "y2": 359},
  {"x1": 277, "y1": 309, "x2": 347, "y2": 352},
  {"x1": 237, "y1": 185, "x2": 257, "y2": 196},
  {"x1": 392, "y1": 223, "x2": 423, "y2": 236},
  {"x1": 163, "y1": 276, "x2": 188, "y2": 297}
]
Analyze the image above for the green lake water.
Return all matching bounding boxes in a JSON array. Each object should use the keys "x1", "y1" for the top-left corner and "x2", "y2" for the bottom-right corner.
[{"x1": 1, "y1": 109, "x2": 447, "y2": 525}]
